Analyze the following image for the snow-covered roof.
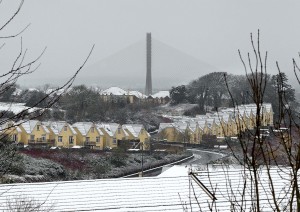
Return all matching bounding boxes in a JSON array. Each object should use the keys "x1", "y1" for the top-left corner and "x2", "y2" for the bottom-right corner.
[
  {"x1": 161, "y1": 103, "x2": 273, "y2": 130},
  {"x1": 73, "y1": 122, "x2": 101, "y2": 136},
  {"x1": 123, "y1": 124, "x2": 149, "y2": 138},
  {"x1": 100, "y1": 87, "x2": 127, "y2": 96},
  {"x1": 158, "y1": 123, "x2": 173, "y2": 133},
  {"x1": 20, "y1": 120, "x2": 49, "y2": 134},
  {"x1": 128, "y1": 90, "x2": 147, "y2": 99},
  {"x1": 158, "y1": 122, "x2": 187, "y2": 134},
  {"x1": 28, "y1": 88, "x2": 39, "y2": 92},
  {"x1": 151, "y1": 91, "x2": 170, "y2": 98},
  {"x1": 100, "y1": 87, "x2": 147, "y2": 99},
  {"x1": 0, "y1": 121, "x2": 22, "y2": 133},
  {"x1": 0, "y1": 165, "x2": 295, "y2": 211},
  {"x1": 46, "y1": 121, "x2": 77, "y2": 135},
  {"x1": 97, "y1": 123, "x2": 120, "y2": 137}
]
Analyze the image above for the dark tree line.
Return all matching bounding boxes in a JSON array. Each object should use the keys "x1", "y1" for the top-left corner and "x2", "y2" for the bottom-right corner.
[{"x1": 170, "y1": 71, "x2": 296, "y2": 121}]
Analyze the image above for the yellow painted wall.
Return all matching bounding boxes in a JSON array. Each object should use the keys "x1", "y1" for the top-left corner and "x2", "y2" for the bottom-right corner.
[
  {"x1": 158, "y1": 127, "x2": 183, "y2": 142},
  {"x1": 99, "y1": 128, "x2": 114, "y2": 148},
  {"x1": 74, "y1": 128, "x2": 84, "y2": 146},
  {"x1": 1, "y1": 126, "x2": 22, "y2": 143},
  {"x1": 19, "y1": 122, "x2": 49, "y2": 145},
  {"x1": 55, "y1": 125, "x2": 77, "y2": 148},
  {"x1": 138, "y1": 128, "x2": 151, "y2": 150},
  {"x1": 94, "y1": 134, "x2": 104, "y2": 150},
  {"x1": 124, "y1": 129, "x2": 135, "y2": 140},
  {"x1": 114, "y1": 126, "x2": 127, "y2": 141}
]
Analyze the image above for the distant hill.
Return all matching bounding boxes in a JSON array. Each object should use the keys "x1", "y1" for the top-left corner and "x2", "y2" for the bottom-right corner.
[{"x1": 79, "y1": 39, "x2": 221, "y2": 90}]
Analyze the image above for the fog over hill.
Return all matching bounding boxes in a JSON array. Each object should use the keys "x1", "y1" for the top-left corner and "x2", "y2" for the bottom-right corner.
[{"x1": 75, "y1": 39, "x2": 221, "y2": 91}]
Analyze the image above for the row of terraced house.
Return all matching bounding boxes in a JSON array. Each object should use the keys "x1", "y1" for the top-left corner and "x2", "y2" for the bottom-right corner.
[
  {"x1": 158, "y1": 103, "x2": 274, "y2": 144},
  {"x1": 0, "y1": 121, "x2": 151, "y2": 150}
]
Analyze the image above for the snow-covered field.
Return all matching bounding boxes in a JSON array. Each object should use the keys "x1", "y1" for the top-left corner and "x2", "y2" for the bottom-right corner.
[
  {"x1": 0, "y1": 102, "x2": 40, "y2": 114},
  {"x1": 158, "y1": 103, "x2": 198, "y2": 116}
]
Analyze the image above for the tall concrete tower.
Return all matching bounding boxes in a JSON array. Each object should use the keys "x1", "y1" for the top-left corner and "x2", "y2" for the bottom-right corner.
[{"x1": 145, "y1": 33, "x2": 152, "y2": 96}]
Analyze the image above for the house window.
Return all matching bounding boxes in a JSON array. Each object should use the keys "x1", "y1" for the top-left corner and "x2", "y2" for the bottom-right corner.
[
  {"x1": 113, "y1": 138, "x2": 117, "y2": 144},
  {"x1": 64, "y1": 126, "x2": 67, "y2": 131},
  {"x1": 86, "y1": 137, "x2": 90, "y2": 142},
  {"x1": 37, "y1": 125, "x2": 40, "y2": 131},
  {"x1": 69, "y1": 136, "x2": 73, "y2": 144},
  {"x1": 58, "y1": 136, "x2": 63, "y2": 142},
  {"x1": 11, "y1": 134, "x2": 17, "y2": 142},
  {"x1": 42, "y1": 134, "x2": 46, "y2": 141},
  {"x1": 91, "y1": 127, "x2": 94, "y2": 133},
  {"x1": 96, "y1": 137, "x2": 100, "y2": 143},
  {"x1": 30, "y1": 135, "x2": 35, "y2": 141}
]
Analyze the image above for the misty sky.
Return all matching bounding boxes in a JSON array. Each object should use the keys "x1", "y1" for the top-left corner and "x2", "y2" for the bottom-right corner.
[{"x1": 1, "y1": 0, "x2": 300, "y2": 91}]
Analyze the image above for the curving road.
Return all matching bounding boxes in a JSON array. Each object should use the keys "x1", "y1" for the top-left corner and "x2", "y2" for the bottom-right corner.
[
  {"x1": 181, "y1": 149, "x2": 225, "y2": 165},
  {"x1": 142, "y1": 149, "x2": 226, "y2": 177}
]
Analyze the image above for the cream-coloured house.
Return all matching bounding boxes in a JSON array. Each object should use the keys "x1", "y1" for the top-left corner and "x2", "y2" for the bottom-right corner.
[
  {"x1": 157, "y1": 103, "x2": 274, "y2": 145},
  {"x1": 100, "y1": 87, "x2": 147, "y2": 104},
  {"x1": 188, "y1": 122, "x2": 199, "y2": 144},
  {"x1": 73, "y1": 122, "x2": 104, "y2": 150},
  {"x1": 45, "y1": 121, "x2": 77, "y2": 148},
  {"x1": 158, "y1": 123, "x2": 186, "y2": 142},
  {"x1": 122, "y1": 124, "x2": 151, "y2": 150},
  {"x1": 0, "y1": 121, "x2": 22, "y2": 143},
  {"x1": 97, "y1": 123, "x2": 128, "y2": 149},
  {"x1": 19, "y1": 120, "x2": 51, "y2": 146}
]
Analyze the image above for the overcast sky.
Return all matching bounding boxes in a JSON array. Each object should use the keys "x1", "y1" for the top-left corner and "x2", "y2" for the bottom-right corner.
[{"x1": 1, "y1": 0, "x2": 300, "y2": 90}]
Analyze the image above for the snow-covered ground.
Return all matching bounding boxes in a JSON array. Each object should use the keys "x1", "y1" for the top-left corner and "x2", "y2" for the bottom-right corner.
[
  {"x1": 0, "y1": 102, "x2": 41, "y2": 114},
  {"x1": 0, "y1": 165, "x2": 296, "y2": 211},
  {"x1": 158, "y1": 103, "x2": 198, "y2": 116}
]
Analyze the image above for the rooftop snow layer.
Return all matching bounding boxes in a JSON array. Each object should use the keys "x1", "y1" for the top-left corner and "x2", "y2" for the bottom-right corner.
[
  {"x1": 72, "y1": 122, "x2": 94, "y2": 136},
  {"x1": 47, "y1": 121, "x2": 77, "y2": 135},
  {"x1": 20, "y1": 120, "x2": 49, "y2": 134},
  {"x1": 100, "y1": 87, "x2": 127, "y2": 96},
  {"x1": 0, "y1": 165, "x2": 296, "y2": 211},
  {"x1": 123, "y1": 124, "x2": 144, "y2": 138},
  {"x1": 128, "y1": 90, "x2": 147, "y2": 98},
  {"x1": 151, "y1": 91, "x2": 170, "y2": 98}
]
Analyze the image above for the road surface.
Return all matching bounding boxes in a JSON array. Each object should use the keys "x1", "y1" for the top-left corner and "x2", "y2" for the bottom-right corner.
[
  {"x1": 181, "y1": 149, "x2": 225, "y2": 165},
  {"x1": 143, "y1": 149, "x2": 225, "y2": 177}
]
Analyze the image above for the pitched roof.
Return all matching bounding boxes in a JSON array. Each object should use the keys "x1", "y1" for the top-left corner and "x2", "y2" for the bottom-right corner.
[
  {"x1": 151, "y1": 91, "x2": 170, "y2": 98},
  {"x1": 73, "y1": 122, "x2": 100, "y2": 136},
  {"x1": 0, "y1": 165, "x2": 295, "y2": 211},
  {"x1": 128, "y1": 91, "x2": 147, "y2": 99},
  {"x1": 0, "y1": 121, "x2": 22, "y2": 133},
  {"x1": 97, "y1": 123, "x2": 120, "y2": 137},
  {"x1": 100, "y1": 87, "x2": 127, "y2": 96},
  {"x1": 46, "y1": 121, "x2": 77, "y2": 135},
  {"x1": 123, "y1": 124, "x2": 149, "y2": 138},
  {"x1": 20, "y1": 120, "x2": 49, "y2": 134}
]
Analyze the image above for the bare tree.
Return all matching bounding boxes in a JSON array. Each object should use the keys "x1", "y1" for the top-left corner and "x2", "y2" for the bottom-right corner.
[
  {"x1": 5, "y1": 196, "x2": 54, "y2": 212},
  {"x1": 0, "y1": 0, "x2": 94, "y2": 178},
  {"x1": 186, "y1": 31, "x2": 300, "y2": 211},
  {"x1": 219, "y1": 30, "x2": 300, "y2": 211}
]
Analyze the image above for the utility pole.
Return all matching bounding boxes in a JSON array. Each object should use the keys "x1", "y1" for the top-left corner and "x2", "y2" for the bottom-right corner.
[
  {"x1": 141, "y1": 142, "x2": 144, "y2": 177},
  {"x1": 139, "y1": 142, "x2": 144, "y2": 177}
]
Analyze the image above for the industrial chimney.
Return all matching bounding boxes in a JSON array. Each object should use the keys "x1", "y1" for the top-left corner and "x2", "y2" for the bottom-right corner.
[{"x1": 145, "y1": 33, "x2": 152, "y2": 96}]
